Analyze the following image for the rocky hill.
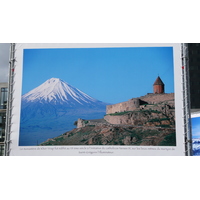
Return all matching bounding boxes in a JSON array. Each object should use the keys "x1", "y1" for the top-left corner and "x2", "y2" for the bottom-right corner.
[
  {"x1": 104, "y1": 102, "x2": 175, "y2": 127},
  {"x1": 40, "y1": 93, "x2": 176, "y2": 146},
  {"x1": 40, "y1": 104, "x2": 176, "y2": 146},
  {"x1": 40, "y1": 122, "x2": 176, "y2": 146}
]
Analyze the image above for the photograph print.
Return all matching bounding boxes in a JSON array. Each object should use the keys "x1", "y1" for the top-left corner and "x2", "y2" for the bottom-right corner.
[
  {"x1": 191, "y1": 115, "x2": 200, "y2": 156},
  {"x1": 19, "y1": 46, "x2": 176, "y2": 146}
]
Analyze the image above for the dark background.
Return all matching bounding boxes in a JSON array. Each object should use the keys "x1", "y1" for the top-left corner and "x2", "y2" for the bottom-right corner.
[{"x1": 188, "y1": 43, "x2": 200, "y2": 110}]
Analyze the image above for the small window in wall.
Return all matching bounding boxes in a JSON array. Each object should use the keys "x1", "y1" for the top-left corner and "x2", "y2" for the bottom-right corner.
[
  {"x1": 0, "y1": 144, "x2": 4, "y2": 156},
  {"x1": 0, "y1": 113, "x2": 6, "y2": 140},
  {"x1": 0, "y1": 127, "x2": 2, "y2": 138},
  {"x1": 0, "y1": 88, "x2": 8, "y2": 109}
]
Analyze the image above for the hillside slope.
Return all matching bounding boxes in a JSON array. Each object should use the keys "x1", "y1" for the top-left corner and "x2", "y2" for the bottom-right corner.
[
  {"x1": 40, "y1": 107, "x2": 176, "y2": 146},
  {"x1": 40, "y1": 123, "x2": 176, "y2": 146}
]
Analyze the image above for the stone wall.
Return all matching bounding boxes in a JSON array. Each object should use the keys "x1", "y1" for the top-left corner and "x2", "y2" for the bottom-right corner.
[
  {"x1": 106, "y1": 98, "x2": 140, "y2": 114},
  {"x1": 104, "y1": 114, "x2": 134, "y2": 125},
  {"x1": 104, "y1": 105, "x2": 175, "y2": 127},
  {"x1": 106, "y1": 93, "x2": 174, "y2": 115},
  {"x1": 140, "y1": 93, "x2": 174, "y2": 104},
  {"x1": 77, "y1": 118, "x2": 85, "y2": 128}
]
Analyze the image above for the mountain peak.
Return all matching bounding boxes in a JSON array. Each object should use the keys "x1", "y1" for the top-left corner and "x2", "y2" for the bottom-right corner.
[
  {"x1": 22, "y1": 78, "x2": 99, "y2": 105},
  {"x1": 48, "y1": 77, "x2": 61, "y2": 81},
  {"x1": 46, "y1": 78, "x2": 63, "y2": 84}
]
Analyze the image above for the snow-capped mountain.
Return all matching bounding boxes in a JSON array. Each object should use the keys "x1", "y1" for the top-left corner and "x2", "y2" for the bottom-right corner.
[
  {"x1": 193, "y1": 139, "x2": 200, "y2": 156},
  {"x1": 19, "y1": 78, "x2": 108, "y2": 146},
  {"x1": 21, "y1": 78, "x2": 107, "y2": 119},
  {"x1": 22, "y1": 78, "x2": 99, "y2": 106}
]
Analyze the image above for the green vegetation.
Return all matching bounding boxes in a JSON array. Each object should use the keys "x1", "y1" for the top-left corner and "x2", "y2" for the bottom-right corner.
[
  {"x1": 151, "y1": 110, "x2": 162, "y2": 113},
  {"x1": 135, "y1": 109, "x2": 161, "y2": 114},
  {"x1": 108, "y1": 111, "x2": 132, "y2": 116},
  {"x1": 55, "y1": 136, "x2": 64, "y2": 142},
  {"x1": 148, "y1": 118, "x2": 170, "y2": 123},
  {"x1": 80, "y1": 138, "x2": 87, "y2": 142},
  {"x1": 158, "y1": 132, "x2": 176, "y2": 146},
  {"x1": 159, "y1": 124, "x2": 171, "y2": 128},
  {"x1": 148, "y1": 118, "x2": 160, "y2": 122}
]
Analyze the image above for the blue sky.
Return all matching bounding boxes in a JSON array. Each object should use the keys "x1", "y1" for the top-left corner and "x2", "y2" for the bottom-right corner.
[
  {"x1": 22, "y1": 47, "x2": 174, "y2": 104},
  {"x1": 192, "y1": 117, "x2": 200, "y2": 139}
]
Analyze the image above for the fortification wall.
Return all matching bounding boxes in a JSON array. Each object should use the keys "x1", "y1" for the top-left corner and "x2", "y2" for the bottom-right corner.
[
  {"x1": 106, "y1": 93, "x2": 174, "y2": 115},
  {"x1": 104, "y1": 109, "x2": 174, "y2": 127},
  {"x1": 106, "y1": 98, "x2": 140, "y2": 114},
  {"x1": 140, "y1": 93, "x2": 174, "y2": 104}
]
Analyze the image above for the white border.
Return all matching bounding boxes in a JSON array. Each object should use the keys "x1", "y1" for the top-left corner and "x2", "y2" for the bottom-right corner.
[
  {"x1": 191, "y1": 112, "x2": 200, "y2": 119},
  {"x1": 10, "y1": 43, "x2": 185, "y2": 156}
]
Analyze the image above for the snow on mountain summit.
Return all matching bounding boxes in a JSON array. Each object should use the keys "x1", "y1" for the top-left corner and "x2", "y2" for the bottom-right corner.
[{"x1": 22, "y1": 78, "x2": 98, "y2": 105}]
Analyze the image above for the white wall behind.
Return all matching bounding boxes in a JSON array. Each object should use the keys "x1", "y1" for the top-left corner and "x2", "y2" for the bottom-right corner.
[{"x1": 0, "y1": 43, "x2": 10, "y2": 83}]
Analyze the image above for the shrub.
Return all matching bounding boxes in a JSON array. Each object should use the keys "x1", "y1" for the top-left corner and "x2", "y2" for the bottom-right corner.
[
  {"x1": 109, "y1": 111, "x2": 131, "y2": 116},
  {"x1": 148, "y1": 118, "x2": 160, "y2": 122},
  {"x1": 159, "y1": 132, "x2": 176, "y2": 146}
]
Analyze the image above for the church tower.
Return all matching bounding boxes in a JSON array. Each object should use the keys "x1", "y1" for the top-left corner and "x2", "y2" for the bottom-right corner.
[{"x1": 153, "y1": 76, "x2": 165, "y2": 94}]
